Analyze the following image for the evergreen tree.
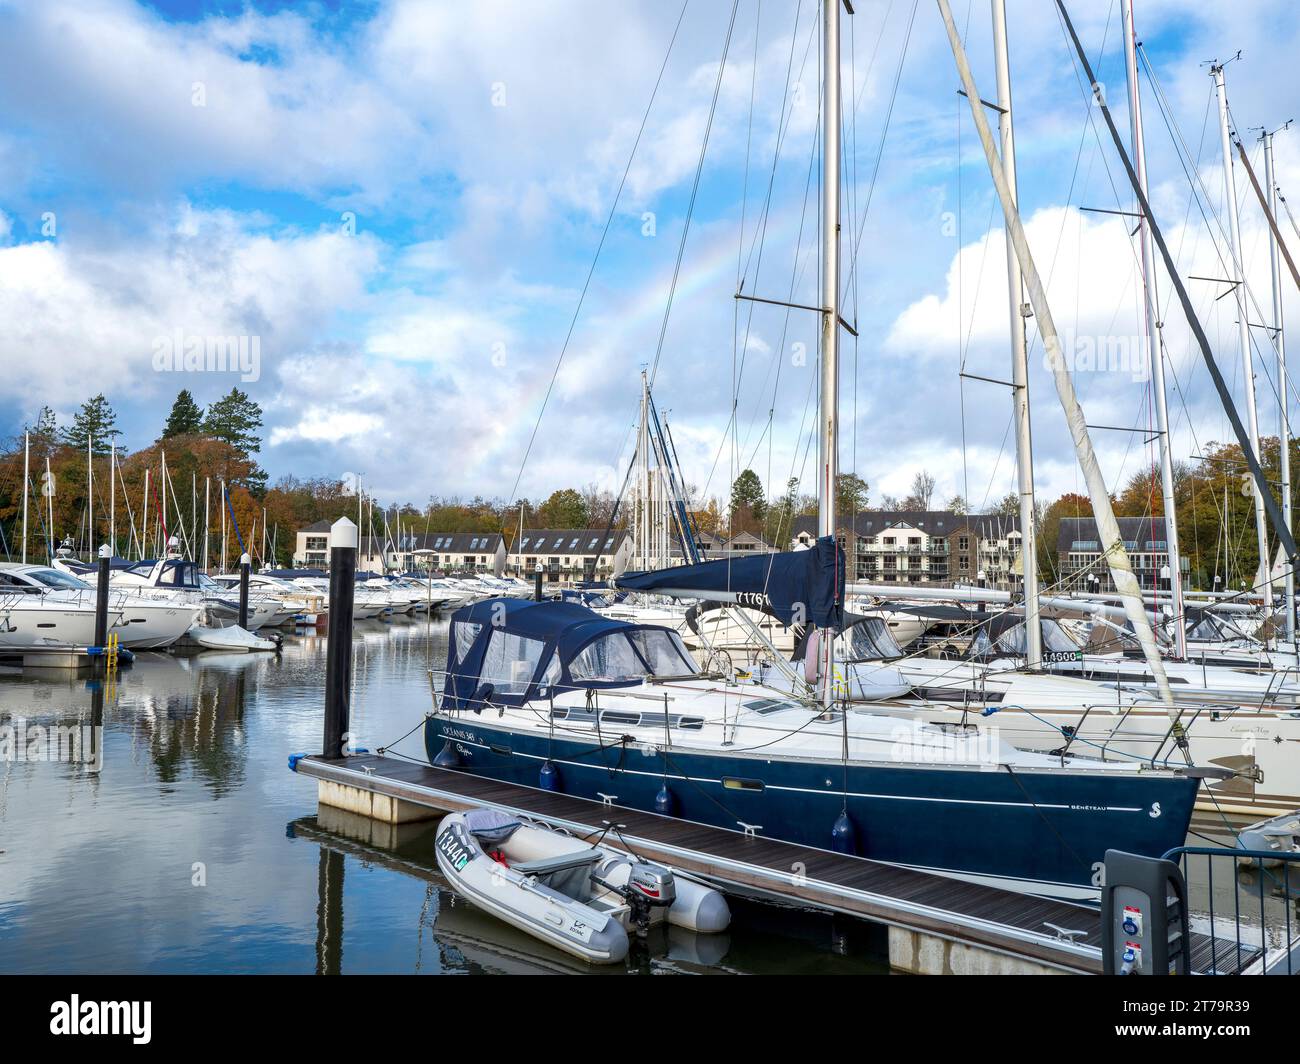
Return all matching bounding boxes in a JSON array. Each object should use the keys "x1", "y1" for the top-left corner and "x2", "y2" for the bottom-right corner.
[
  {"x1": 729, "y1": 469, "x2": 766, "y2": 521},
  {"x1": 60, "y1": 394, "x2": 121, "y2": 454},
  {"x1": 27, "y1": 405, "x2": 58, "y2": 444},
  {"x1": 203, "y1": 388, "x2": 263, "y2": 454},
  {"x1": 162, "y1": 389, "x2": 204, "y2": 439},
  {"x1": 203, "y1": 388, "x2": 266, "y2": 492}
]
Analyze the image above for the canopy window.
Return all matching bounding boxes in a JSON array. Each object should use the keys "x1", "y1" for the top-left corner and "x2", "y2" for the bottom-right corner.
[{"x1": 480, "y1": 630, "x2": 547, "y2": 696}]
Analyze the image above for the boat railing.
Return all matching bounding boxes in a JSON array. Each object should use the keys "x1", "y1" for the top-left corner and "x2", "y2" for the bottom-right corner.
[{"x1": 1161, "y1": 845, "x2": 1300, "y2": 975}]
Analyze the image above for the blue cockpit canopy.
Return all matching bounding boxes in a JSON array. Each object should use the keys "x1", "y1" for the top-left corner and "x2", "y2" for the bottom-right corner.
[{"x1": 442, "y1": 598, "x2": 700, "y2": 712}]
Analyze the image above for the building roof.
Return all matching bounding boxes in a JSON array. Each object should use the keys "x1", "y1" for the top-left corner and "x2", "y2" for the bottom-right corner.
[
  {"x1": 511, "y1": 529, "x2": 628, "y2": 556},
  {"x1": 793, "y1": 510, "x2": 982, "y2": 539},
  {"x1": 696, "y1": 530, "x2": 777, "y2": 551},
  {"x1": 342, "y1": 531, "x2": 503, "y2": 554},
  {"x1": 1056, "y1": 516, "x2": 1167, "y2": 554},
  {"x1": 301, "y1": 519, "x2": 333, "y2": 533},
  {"x1": 972, "y1": 513, "x2": 1022, "y2": 539}
]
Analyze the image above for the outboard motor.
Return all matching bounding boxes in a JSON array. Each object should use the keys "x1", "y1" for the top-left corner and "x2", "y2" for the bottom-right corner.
[{"x1": 594, "y1": 861, "x2": 677, "y2": 937}]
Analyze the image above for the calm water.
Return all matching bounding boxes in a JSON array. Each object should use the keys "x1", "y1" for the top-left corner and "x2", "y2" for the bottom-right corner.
[{"x1": 0, "y1": 618, "x2": 888, "y2": 974}]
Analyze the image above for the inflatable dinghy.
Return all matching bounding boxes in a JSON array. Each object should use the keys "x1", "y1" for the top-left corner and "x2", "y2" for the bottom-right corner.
[{"x1": 434, "y1": 808, "x2": 729, "y2": 964}]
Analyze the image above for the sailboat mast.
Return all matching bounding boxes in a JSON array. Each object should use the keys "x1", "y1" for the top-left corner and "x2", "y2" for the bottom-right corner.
[
  {"x1": 1123, "y1": 0, "x2": 1185, "y2": 656},
  {"x1": 990, "y1": 0, "x2": 1041, "y2": 667},
  {"x1": 1264, "y1": 128, "x2": 1295, "y2": 644},
  {"x1": 203, "y1": 477, "x2": 210, "y2": 570},
  {"x1": 87, "y1": 434, "x2": 93, "y2": 556},
  {"x1": 46, "y1": 455, "x2": 55, "y2": 562},
  {"x1": 142, "y1": 469, "x2": 150, "y2": 561},
  {"x1": 940, "y1": 0, "x2": 1177, "y2": 713},
  {"x1": 1212, "y1": 62, "x2": 1272, "y2": 612},
  {"x1": 640, "y1": 371, "x2": 650, "y2": 569},
  {"x1": 110, "y1": 444, "x2": 117, "y2": 556},
  {"x1": 22, "y1": 432, "x2": 29, "y2": 564},
  {"x1": 818, "y1": 0, "x2": 840, "y2": 549},
  {"x1": 817, "y1": 0, "x2": 842, "y2": 709}
]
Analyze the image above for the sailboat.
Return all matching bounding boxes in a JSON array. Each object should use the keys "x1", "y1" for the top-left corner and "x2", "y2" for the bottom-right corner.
[{"x1": 423, "y1": 0, "x2": 1213, "y2": 901}]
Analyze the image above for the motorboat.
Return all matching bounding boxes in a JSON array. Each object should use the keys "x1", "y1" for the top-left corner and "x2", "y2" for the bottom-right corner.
[
  {"x1": 54, "y1": 557, "x2": 280, "y2": 631},
  {"x1": 0, "y1": 562, "x2": 196, "y2": 650},
  {"x1": 208, "y1": 572, "x2": 322, "y2": 626}
]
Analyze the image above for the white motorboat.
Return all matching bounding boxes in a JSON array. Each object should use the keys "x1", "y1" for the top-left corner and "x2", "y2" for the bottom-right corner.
[
  {"x1": 54, "y1": 557, "x2": 279, "y2": 631},
  {"x1": 208, "y1": 572, "x2": 323, "y2": 626},
  {"x1": 0, "y1": 562, "x2": 196, "y2": 650}
]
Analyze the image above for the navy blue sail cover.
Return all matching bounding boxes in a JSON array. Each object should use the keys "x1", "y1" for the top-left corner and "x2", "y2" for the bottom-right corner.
[
  {"x1": 442, "y1": 598, "x2": 700, "y2": 712},
  {"x1": 614, "y1": 535, "x2": 843, "y2": 629}
]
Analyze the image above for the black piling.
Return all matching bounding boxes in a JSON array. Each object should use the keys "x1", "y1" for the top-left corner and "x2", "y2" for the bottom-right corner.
[
  {"x1": 534, "y1": 563, "x2": 543, "y2": 601},
  {"x1": 238, "y1": 552, "x2": 251, "y2": 629},
  {"x1": 93, "y1": 545, "x2": 111, "y2": 673},
  {"x1": 324, "y1": 518, "x2": 357, "y2": 761}
]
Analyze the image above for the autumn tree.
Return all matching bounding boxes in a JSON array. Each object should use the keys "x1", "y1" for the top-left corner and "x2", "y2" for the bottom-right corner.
[{"x1": 536, "y1": 488, "x2": 589, "y2": 529}]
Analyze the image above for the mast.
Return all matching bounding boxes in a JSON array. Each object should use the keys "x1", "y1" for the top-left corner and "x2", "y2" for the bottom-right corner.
[
  {"x1": 1212, "y1": 61, "x2": 1272, "y2": 613},
  {"x1": 45, "y1": 455, "x2": 54, "y2": 563},
  {"x1": 203, "y1": 477, "x2": 210, "y2": 570},
  {"x1": 86, "y1": 434, "x2": 93, "y2": 557},
  {"x1": 142, "y1": 468, "x2": 150, "y2": 561},
  {"x1": 1264, "y1": 128, "x2": 1295, "y2": 645},
  {"x1": 21, "y1": 432, "x2": 28, "y2": 564},
  {"x1": 221, "y1": 478, "x2": 227, "y2": 572},
  {"x1": 940, "y1": 0, "x2": 1177, "y2": 713},
  {"x1": 110, "y1": 443, "x2": 116, "y2": 556},
  {"x1": 817, "y1": 0, "x2": 841, "y2": 708},
  {"x1": 640, "y1": 371, "x2": 650, "y2": 569},
  {"x1": 1123, "y1": 0, "x2": 1185, "y2": 656},
  {"x1": 990, "y1": 0, "x2": 1041, "y2": 667}
]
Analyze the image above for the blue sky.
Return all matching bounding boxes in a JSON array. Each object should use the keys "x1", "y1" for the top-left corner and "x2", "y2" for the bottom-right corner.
[{"x1": 0, "y1": 0, "x2": 1297, "y2": 515}]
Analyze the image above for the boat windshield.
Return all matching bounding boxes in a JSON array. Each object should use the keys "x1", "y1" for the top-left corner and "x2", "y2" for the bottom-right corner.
[
  {"x1": 842, "y1": 618, "x2": 904, "y2": 661},
  {"x1": 569, "y1": 630, "x2": 698, "y2": 683},
  {"x1": 968, "y1": 618, "x2": 1080, "y2": 658},
  {"x1": 27, "y1": 569, "x2": 92, "y2": 591}
]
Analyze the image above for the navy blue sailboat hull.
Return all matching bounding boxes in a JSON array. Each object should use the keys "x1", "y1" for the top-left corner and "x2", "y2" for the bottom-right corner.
[{"x1": 425, "y1": 716, "x2": 1197, "y2": 899}]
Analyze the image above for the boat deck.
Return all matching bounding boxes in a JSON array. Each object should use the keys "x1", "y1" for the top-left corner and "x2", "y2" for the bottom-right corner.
[{"x1": 293, "y1": 753, "x2": 1263, "y2": 974}]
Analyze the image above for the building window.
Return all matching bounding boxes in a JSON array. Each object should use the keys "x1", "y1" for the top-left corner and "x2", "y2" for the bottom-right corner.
[{"x1": 958, "y1": 536, "x2": 969, "y2": 551}]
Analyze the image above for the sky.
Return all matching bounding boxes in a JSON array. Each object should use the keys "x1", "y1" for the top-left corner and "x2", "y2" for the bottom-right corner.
[{"x1": 1, "y1": 0, "x2": 1298, "y2": 516}]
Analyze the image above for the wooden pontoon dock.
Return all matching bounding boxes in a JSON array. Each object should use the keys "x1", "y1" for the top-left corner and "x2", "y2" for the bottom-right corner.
[{"x1": 292, "y1": 752, "x2": 1266, "y2": 975}]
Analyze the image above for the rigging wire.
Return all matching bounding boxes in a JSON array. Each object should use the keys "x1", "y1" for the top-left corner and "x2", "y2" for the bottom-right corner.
[{"x1": 505, "y1": 0, "x2": 692, "y2": 507}]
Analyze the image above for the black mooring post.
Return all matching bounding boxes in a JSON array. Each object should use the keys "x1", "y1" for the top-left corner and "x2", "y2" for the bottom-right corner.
[
  {"x1": 93, "y1": 544, "x2": 111, "y2": 672},
  {"x1": 533, "y1": 562, "x2": 543, "y2": 601},
  {"x1": 238, "y1": 552, "x2": 251, "y2": 629},
  {"x1": 324, "y1": 518, "x2": 357, "y2": 760}
]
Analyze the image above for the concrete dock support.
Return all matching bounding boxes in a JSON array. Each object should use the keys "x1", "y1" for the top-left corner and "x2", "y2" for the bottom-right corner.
[
  {"x1": 887, "y1": 926, "x2": 1066, "y2": 976},
  {"x1": 316, "y1": 779, "x2": 438, "y2": 825}
]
